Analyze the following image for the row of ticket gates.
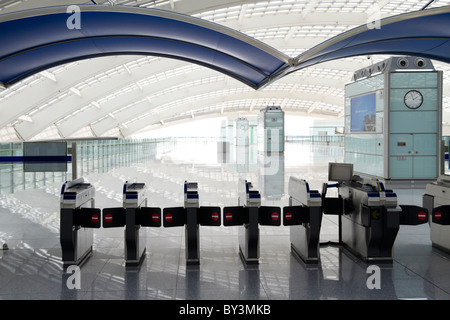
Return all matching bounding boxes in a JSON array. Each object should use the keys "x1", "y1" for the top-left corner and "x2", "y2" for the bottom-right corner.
[{"x1": 60, "y1": 162, "x2": 450, "y2": 269}]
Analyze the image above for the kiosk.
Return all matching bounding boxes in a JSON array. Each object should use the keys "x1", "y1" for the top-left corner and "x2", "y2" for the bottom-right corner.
[
  {"x1": 323, "y1": 163, "x2": 429, "y2": 262},
  {"x1": 345, "y1": 56, "x2": 442, "y2": 185}
]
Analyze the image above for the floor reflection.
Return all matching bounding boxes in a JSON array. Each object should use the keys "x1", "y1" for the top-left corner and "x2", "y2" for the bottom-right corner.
[{"x1": 0, "y1": 140, "x2": 449, "y2": 300}]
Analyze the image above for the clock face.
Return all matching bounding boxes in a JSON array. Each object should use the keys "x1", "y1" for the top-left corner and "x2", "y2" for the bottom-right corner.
[{"x1": 404, "y1": 90, "x2": 423, "y2": 109}]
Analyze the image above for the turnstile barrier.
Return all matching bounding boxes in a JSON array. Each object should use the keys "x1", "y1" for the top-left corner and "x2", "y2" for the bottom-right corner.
[
  {"x1": 102, "y1": 181, "x2": 161, "y2": 267},
  {"x1": 282, "y1": 177, "x2": 323, "y2": 264},
  {"x1": 431, "y1": 205, "x2": 450, "y2": 225},
  {"x1": 162, "y1": 181, "x2": 222, "y2": 265},
  {"x1": 60, "y1": 178, "x2": 101, "y2": 268},
  {"x1": 223, "y1": 179, "x2": 281, "y2": 265}
]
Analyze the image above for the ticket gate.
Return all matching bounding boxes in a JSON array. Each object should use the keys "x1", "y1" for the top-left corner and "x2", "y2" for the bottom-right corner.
[
  {"x1": 282, "y1": 177, "x2": 323, "y2": 264},
  {"x1": 223, "y1": 179, "x2": 281, "y2": 265},
  {"x1": 423, "y1": 175, "x2": 450, "y2": 254},
  {"x1": 60, "y1": 178, "x2": 101, "y2": 268},
  {"x1": 323, "y1": 163, "x2": 429, "y2": 263},
  {"x1": 102, "y1": 181, "x2": 161, "y2": 267},
  {"x1": 163, "y1": 181, "x2": 221, "y2": 265}
]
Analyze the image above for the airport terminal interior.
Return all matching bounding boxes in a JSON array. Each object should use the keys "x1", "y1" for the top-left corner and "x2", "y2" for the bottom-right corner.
[{"x1": 1, "y1": 0, "x2": 450, "y2": 302}]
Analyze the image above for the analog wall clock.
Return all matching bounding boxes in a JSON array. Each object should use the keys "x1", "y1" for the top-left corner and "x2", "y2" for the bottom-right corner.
[{"x1": 404, "y1": 90, "x2": 423, "y2": 109}]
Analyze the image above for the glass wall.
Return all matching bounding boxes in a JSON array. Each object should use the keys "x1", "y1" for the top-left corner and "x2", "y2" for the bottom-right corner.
[
  {"x1": 285, "y1": 135, "x2": 344, "y2": 144},
  {"x1": 0, "y1": 139, "x2": 158, "y2": 195},
  {"x1": 3, "y1": 134, "x2": 446, "y2": 196}
]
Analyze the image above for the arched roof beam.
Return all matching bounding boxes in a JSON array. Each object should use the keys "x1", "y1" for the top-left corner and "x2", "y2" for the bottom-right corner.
[
  {"x1": 116, "y1": 90, "x2": 342, "y2": 137},
  {"x1": 72, "y1": 78, "x2": 344, "y2": 138},
  {"x1": 284, "y1": 6, "x2": 450, "y2": 78},
  {"x1": 0, "y1": 55, "x2": 136, "y2": 128},
  {"x1": 13, "y1": 59, "x2": 201, "y2": 140},
  {"x1": 20, "y1": 57, "x2": 352, "y2": 140},
  {"x1": 56, "y1": 68, "x2": 227, "y2": 138},
  {"x1": 0, "y1": 5, "x2": 290, "y2": 89}
]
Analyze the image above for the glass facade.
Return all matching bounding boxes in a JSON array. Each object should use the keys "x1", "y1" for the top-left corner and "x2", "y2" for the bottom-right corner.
[
  {"x1": 2, "y1": 134, "x2": 448, "y2": 196},
  {"x1": 0, "y1": 139, "x2": 158, "y2": 195}
]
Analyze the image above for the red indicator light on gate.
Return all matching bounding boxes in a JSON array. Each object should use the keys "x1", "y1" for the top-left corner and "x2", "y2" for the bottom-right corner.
[
  {"x1": 285, "y1": 212, "x2": 292, "y2": 221},
  {"x1": 211, "y1": 212, "x2": 219, "y2": 221},
  {"x1": 225, "y1": 212, "x2": 233, "y2": 221},
  {"x1": 435, "y1": 211, "x2": 442, "y2": 220},
  {"x1": 104, "y1": 213, "x2": 113, "y2": 223},
  {"x1": 152, "y1": 213, "x2": 159, "y2": 222},
  {"x1": 91, "y1": 214, "x2": 99, "y2": 223},
  {"x1": 271, "y1": 212, "x2": 279, "y2": 221},
  {"x1": 418, "y1": 211, "x2": 427, "y2": 220},
  {"x1": 165, "y1": 213, "x2": 173, "y2": 222}
]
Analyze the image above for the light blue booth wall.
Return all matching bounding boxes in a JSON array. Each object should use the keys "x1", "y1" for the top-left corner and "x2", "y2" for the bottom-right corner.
[
  {"x1": 345, "y1": 74, "x2": 385, "y2": 177},
  {"x1": 345, "y1": 133, "x2": 384, "y2": 176},
  {"x1": 345, "y1": 71, "x2": 439, "y2": 180},
  {"x1": 389, "y1": 72, "x2": 439, "y2": 89},
  {"x1": 388, "y1": 72, "x2": 439, "y2": 179}
]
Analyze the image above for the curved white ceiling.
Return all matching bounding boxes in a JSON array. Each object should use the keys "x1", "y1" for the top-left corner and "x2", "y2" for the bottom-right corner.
[{"x1": 1, "y1": 0, "x2": 450, "y2": 141}]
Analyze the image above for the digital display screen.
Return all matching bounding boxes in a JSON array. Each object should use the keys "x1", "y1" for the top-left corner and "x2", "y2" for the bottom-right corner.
[
  {"x1": 328, "y1": 162, "x2": 353, "y2": 182},
  {"x1": 350, "y1": 93, "x2": 376, "y2": 133},
  {"x1": 23, "y1": 142, "x2": 68, "y2": 172}
]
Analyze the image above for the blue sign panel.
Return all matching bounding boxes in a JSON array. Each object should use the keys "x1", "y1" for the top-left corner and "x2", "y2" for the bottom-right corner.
[{"x1": 350, "y1": 93, "x2": 376, "y2": 133}]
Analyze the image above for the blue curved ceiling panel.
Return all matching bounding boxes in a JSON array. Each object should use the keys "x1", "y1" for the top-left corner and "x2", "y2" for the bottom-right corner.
[
  {"x1": 286, "y1": 6, "x2": 450, "y2": 75},
  {"x1": 0, "y1": 6, "x2": 291, "y2": 89},
  {"x1": 1, "y1": 5, "x2": 450, "y2": 91}
]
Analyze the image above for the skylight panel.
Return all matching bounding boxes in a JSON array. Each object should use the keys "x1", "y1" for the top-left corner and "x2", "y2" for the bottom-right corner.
[
  {"x1": 0, "y1": 126, "x2": 20, "y2": 142},
  {"x1": 29, "y1": 125, "x2": 61, "y2": 141},
  {"x1": 429, "y1": 0, "x2": 450, "y2": 9}
]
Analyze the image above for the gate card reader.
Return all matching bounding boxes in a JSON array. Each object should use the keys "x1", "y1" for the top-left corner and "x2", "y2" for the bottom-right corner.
[
  {"x1": 163, "y1": 181, "x2": 221, "y2": 265},
  {"x1": 238, "y1": 179, "x2": 261, "y2": 265},
  {"x1": 60, "y1": 178, "x2": 100, "y2": 268},
  {"x1": 326, "y1": 163, "x2": 428, "y2": 263},
  {"x1": 338, "y1": 175, "x2": 401, "y2": 262},
  {"x1": 102, "y1": 181, "x2": 161, "y2": 267},
  {"x1": 184, "y1": 181, "x2": 200, "y2": 266},
  {"x1": 223, "y1": 179, "x2": 281, "y2": 265},
  {"x1": 123, "y1": 181, "x2": 149, "y2": 267},
  {"x1": 423, "y1": 175, "x2": 450, "y2": 253},
  {"x1": 184, "y1": 182, "x2": 199, "y2": 208},
  {"x1": 123, "y1": 182, "x2": 147, "y2": 208},
  {"x1": 283, "y1": 177, "x2": 322, "y2": 264}
]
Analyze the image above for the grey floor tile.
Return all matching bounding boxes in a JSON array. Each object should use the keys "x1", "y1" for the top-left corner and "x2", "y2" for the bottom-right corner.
[{"x1": 1, "y1": 141, "x2": 450, "y2": 301}]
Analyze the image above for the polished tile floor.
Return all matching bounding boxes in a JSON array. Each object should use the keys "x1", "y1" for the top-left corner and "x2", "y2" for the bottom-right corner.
[{"x1": 1, "y1": 140, "x2": 450, "y2": 300}]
